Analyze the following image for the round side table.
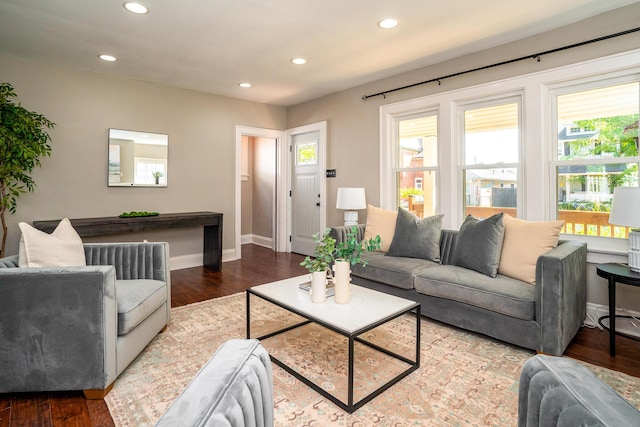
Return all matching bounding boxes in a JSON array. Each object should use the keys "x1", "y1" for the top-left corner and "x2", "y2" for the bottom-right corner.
[{"x1": 596, "y1": 263, "x2": 640, "y2": 356}]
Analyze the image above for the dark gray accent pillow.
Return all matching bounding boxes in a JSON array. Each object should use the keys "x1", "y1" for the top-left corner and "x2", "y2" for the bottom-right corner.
[
  {"x1": 452, "y1": 213, "x2": 505, "y2": 277},
  {"x1": 387, "y1": 208, "x2": 443, "y2": 262}
]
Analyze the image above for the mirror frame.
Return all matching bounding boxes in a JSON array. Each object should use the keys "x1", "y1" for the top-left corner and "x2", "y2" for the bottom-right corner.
[{"x1": 108, "y1": 128, "x2": 169, "y2": 187}]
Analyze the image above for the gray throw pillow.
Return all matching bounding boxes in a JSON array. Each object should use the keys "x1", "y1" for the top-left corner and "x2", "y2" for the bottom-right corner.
[
  {"x1": 387, "y1": 208, "x2": 443, "y2": 262},
  {"x1": 452, "y1": 213, "x2": 505, "y2": 277}
]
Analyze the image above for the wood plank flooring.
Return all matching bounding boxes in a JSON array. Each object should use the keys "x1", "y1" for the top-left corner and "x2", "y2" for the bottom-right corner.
[{"x1": 1, "y1": 244, "x2": 638, "y2": 426}]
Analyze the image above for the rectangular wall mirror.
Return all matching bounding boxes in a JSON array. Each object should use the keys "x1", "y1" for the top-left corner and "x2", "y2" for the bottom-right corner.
[{"x1": 108, "y1": 128, "x2": 168, "y2": 187}]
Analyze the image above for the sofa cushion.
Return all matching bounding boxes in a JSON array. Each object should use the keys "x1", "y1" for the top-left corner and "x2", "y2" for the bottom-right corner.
[
  {"x1": 364, "y1": 204, "x2": 398, "y2": 252},
  {"x1": 498, "y1": 214, "x2": 564, "y2": 285},
  {"x1": 18, "y1": 218, "x2": 86, "y2": 268},
  {"x1": 414, "y1": 265, "x2": 535, "y2": 320},
  {"x1": 387, "y1": 209, "x2": 443, "y2": 262},
  {"x1": 116, "y1": 279, "x2": 167, "y2": 335},
  {"x1": 452, "y1": 213, "x2": 505, "y2": 277},
  {"x1": 350, "y1": 252, "x2": 439, "y2": 290}
]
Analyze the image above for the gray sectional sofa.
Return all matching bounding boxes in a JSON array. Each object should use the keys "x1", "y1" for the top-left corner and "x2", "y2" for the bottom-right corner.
[{"x1": 330, "y1": 224, "x2": 587, "y2": 356}]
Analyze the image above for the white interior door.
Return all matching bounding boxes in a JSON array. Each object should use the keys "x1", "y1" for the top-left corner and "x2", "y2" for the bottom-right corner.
[{"x1": 287, "y1": 122, "x2": 326, "y2": 255}]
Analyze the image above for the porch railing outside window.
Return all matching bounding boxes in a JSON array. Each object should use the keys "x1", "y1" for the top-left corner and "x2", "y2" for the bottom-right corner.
[{"x1": 552, "y1": 81, "x2": 639, "y2": 239}]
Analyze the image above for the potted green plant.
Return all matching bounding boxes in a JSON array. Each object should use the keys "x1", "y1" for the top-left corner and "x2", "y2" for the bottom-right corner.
[
  {"x1": 152, "y1": 171, "x2": 163, "y2": 184},
  {"x1": 300, "y1": 228, "x2": 336, "y2": 273},
  {"x1": 300, "y1": 228, "x2": 336, "y2": 303},
  {"x1": 0, "y1": 82, "x2": 55, "y2": 257},
  {"x1": 334, "y1": 225, "x2": 382, "y2": 266}
]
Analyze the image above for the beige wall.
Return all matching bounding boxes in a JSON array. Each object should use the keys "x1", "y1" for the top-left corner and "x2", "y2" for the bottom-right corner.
[
  {"x1": 0, "y1": 55, "x2": 286, "y2": 259},
  {"x1": 240, "y1": 136, "x2": 276, "y2": 241},
  {"x1": 252, "y1": 137, "x2": 276, "y2": 239}
]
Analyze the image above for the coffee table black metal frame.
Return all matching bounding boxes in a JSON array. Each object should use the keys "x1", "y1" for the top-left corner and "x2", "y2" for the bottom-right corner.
[
  {"x1": 596, "y1": 263, "x2": 640, "y2": 356},
  {"x1": 246, "y1": 289, "x2": 420, "y2": 414}
]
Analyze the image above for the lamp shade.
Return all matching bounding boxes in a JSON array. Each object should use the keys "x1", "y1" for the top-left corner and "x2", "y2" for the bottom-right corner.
[
  {"x1": 336, "y1": 187, "x2": 366, "y2": 210},
  {"x1": 609, "y1": 187, "x2": 640, "y2": 229}
]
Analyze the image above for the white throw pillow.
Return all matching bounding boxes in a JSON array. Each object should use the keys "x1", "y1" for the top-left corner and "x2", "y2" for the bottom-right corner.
[{"x1": 18, "y1": 218, "x2": 86, "y2": 267}]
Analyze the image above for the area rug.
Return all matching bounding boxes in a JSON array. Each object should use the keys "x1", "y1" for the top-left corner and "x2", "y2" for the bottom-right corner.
[{"x1": 105, "y1": 292, "x2": 640, "y2": 426}]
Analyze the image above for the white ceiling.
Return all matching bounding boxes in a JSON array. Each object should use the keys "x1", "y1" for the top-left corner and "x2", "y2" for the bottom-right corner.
[{"x1": 0, "y1": 0, "x2": 638, "y2": 107}]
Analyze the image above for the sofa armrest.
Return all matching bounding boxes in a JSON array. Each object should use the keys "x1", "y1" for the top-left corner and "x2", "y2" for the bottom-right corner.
[
  {"x1": 535, "y1": 240, "x2": 587, "y2": 355},
  {"x1": 0, "y1": 266, "x2": 118, "y2": 393},
  {"x1": 156, "y1": 339, "x2": 274, "y2": 427},
  {"x1": 330, "y1": 224, "x2": 366, "y2": 244},
  {"x1": 518, "y1": 355, "x2": 640, "y2": 426}
]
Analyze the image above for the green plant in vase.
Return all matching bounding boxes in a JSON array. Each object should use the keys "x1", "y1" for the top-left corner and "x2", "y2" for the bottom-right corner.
[
  {"x1": 300, "y1": 228, "x2": 336, "y2": 273},
  {"x1": 334, "y1": 225, "x2": 382, "y2": 266}
]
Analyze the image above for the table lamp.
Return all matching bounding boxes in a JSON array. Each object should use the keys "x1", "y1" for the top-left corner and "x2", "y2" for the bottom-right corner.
[
  {"x1": 608, "y1": 187, "x2": 640, "y2": 272},
  {"x1": 336, "y1": 187, "x2": 366, "y2": 226}
]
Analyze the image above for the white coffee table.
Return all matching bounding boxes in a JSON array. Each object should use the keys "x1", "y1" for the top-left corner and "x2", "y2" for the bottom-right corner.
[{"x1": 246, "y1": 275, "x2": 420, "y2": 413}]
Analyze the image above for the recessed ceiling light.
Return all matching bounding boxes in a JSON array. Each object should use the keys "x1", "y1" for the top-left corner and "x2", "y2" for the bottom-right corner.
[
  {"x1": 239, "y1": 83, "x2": 252, "y2": 88},
  {"x1": 378, "y1": 18, "x2": 398, "y2": 29},
  {"x1": 291, "y1": 58, "x2": 306, "y2": 65},
  {"x1": 123, "y1": 2, "x2": 149, "y2": 14},
  {"x1": 98, "y1": 54, "x2": 117, "y2": 62}
]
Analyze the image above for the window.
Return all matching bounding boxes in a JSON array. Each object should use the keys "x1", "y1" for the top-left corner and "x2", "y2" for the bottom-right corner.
[
  {"x1": 460, "y1": 98, "x2": 521, "y2": 219},
  {"x1": 552, "y1": 81, "x2": 639, "y2": 239},
  {"x1": 393, "y1": 113, "x2": 438, "y2": 219},
  {"x1": 295, "y1": 142, "x2": 318, "y2": 166},
  {"x1": 134, "y1": 158, "x2": 167, "y2": 185}
]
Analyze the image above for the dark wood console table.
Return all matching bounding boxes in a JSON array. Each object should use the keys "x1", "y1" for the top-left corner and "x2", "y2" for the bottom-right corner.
[{"x1": 33, "y1": 211, "x2": 223, "y2": 271}]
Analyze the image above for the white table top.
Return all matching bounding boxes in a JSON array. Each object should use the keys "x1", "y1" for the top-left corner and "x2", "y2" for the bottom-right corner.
[{"x1": 248, "y1": 274, "x2": 418, "y2": 334}]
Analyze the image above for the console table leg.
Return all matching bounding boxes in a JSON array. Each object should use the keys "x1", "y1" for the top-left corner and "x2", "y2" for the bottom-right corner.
[{"x1": 203, "y1": 223, "x2": 223, "y2": 271}]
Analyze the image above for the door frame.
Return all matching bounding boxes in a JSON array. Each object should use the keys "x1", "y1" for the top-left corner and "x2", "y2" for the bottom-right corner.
[
  {"x1": 285, "y1": 121, "x2": 327, "y2": 254},
  {"x1": 235, "y1": 126, "x2": 285, "y2": 260}
]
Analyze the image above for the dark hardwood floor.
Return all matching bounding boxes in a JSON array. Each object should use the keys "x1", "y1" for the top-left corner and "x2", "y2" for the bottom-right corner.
[{"x1": 1, "y1": 244, "x2": 639, "y2": 426}]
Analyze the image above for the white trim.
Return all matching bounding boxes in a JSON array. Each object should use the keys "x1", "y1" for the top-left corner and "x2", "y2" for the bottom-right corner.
[
  {"x1": 241, "y1": 234, "x2": 273, "y2": 248},
  {"x1": 584, "y1": 302, "x2": 640, "y2": 339},
  {"x1": 168, "y1": 249, "x2": 236, "y2": 271}
]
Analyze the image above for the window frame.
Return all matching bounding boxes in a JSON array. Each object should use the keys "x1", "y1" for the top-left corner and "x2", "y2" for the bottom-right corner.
[
  {"x1": 380, "y1": 48, "x2": 640, "y2": 258},
  {"x1": 457, "y1": 94, "x2": 524, "y2": 218}
]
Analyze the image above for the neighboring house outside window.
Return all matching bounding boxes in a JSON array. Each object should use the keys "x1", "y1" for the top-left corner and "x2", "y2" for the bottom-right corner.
[
  {"x1": 460, "y1": 98, "x2": 521, "y2": 219},
  {"x1": 552, "y1": 80, "x2": 639, "y2": 239},
  {"x1": 394, "y1": 114, "x2": 438, "y2": 219}
]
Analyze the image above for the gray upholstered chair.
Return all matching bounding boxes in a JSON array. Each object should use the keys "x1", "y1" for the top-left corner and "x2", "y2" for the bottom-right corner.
[
  {"x1": 156, "y1": 339, "x2": 274, "y2": 427},
  {"x1": 518, "y1": 354, "x2": 640, "y2": 426},
  {"x1": 0, "y1": 241, "x2": 170, "y2": 398}
]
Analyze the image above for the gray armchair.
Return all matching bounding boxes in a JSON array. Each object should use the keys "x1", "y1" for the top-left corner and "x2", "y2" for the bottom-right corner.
[{"x1": 0, "y1": 241, "x2": 170, "y2": 398}]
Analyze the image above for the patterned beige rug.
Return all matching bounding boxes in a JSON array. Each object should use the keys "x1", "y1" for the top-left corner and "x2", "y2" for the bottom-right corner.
[{"x1": 105, "y1": 293, "x2": 640, "y2": 426}]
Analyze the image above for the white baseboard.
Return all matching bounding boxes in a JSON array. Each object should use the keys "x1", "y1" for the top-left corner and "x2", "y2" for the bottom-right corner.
[
  {"x1": 584, "y1": 301, "x2": 640, "y2": 338},
  {"x1": 169, "y1": 249, "x2": 237, "y2": 270},
  {"x1": 241, "y1": 234, "x2": 273, "y2": 249}
]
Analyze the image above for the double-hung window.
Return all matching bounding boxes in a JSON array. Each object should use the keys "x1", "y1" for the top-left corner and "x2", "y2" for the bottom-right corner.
[
  {"x1": 551, "y1": 79, "x2": 639, "y2": 238},
  {"x1": 392, "y1": 113, "x2": 438, "y2": 219},
  {"x1": 460, "y1": 97, "x2": 521, "y2": 219}
]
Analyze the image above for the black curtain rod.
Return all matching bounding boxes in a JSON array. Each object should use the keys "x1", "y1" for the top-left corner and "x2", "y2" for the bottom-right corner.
[{"x1": 362, "y1": 26, "x2": 640, "y2": 101}]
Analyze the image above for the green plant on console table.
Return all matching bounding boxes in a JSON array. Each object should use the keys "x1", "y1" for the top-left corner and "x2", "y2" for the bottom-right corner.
[
  {"x1": 300, "y1": 228, "x2": 336, "y2": 273},
  {"x1": 119, "y1": 211, "x2": 159, "y2": 218},
  {"x1": 334, "y1": 225, "x2": 381, "y2": 267}
]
